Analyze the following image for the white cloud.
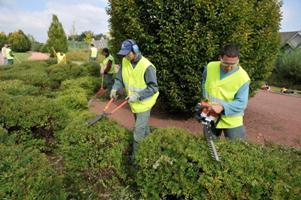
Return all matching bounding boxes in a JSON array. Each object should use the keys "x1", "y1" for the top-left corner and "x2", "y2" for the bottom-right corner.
[{"x1": 0, "y1": 0, "x2": 109, "y2": 42}]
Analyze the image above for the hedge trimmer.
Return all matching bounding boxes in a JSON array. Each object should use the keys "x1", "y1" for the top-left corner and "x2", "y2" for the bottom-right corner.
[
  {"x1": 195, "y1": 101, "x2": 220, "y2": 162},
  {"x1": 87, "y1": 98, "x2": 128, "y2": 126}
]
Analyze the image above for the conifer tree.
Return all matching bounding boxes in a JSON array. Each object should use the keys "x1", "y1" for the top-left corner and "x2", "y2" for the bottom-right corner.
[{"x1": 46, "y1": 14, "x2": 68, "y2": 56}]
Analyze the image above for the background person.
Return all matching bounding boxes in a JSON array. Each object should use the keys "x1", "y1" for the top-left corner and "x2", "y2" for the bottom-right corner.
[
  {"x1": 100, "y1": 48, "x2": 116, "y2": 92},
  {"x1": 90, "y1": 43, "x2": 98, "y2": 61}
]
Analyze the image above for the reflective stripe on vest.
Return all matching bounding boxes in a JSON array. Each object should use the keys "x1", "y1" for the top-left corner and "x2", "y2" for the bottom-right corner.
[
  {"x1": 122, "y1": 56, "x2": 159, "y2": 113},
  {"x1": 91, "y1": 47, "x2": 98, "y2": 58},
  {"x1": 102, "y1": 54, "x2": 115, "y2": 74},
  {"x1": 205, "y1": 61, "x2": 250, "y2": 128},
  {"x1": 6, "y1": 48, "x2": 13, "y2": 60}
]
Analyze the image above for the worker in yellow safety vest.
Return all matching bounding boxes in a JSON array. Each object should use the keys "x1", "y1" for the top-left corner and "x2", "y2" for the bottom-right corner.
[
  {"x1": 100, "y1": 48, "x2": 116, "y2": 91},
  {"x1": 6, "y1": 44, "x2": 14, "y2": 65},
  {"x1": 201, "y1": 44, "x2": 250, "y2": 140},
  {"x1": 90, "y1": 43, "x2": 98, "y2": 61},
  {"x1": 110, "y1": 39, "x2": 159, "y2": 159},
  {"x1": 56, "y1": 52, "x2": 66, "y2": 64}
]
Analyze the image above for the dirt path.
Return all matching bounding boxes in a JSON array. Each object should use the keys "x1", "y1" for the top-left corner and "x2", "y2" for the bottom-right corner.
[
  {"x1": 28, "y1": 52, "x2": 49, "y2": 60},
  {"x1": 89, "y1": 90, "x2": 301, "y2": 148}
]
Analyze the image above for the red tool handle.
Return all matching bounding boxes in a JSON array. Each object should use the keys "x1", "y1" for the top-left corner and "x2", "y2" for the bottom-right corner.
[
  {"x1": 103, "y1": 98, "x2": 114, "y2": 112},
  {"x1": 109, "y1": 100, "x2": 128, "y2": 114}
]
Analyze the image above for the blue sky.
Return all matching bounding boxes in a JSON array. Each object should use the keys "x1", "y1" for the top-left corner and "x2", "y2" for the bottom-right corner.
[{"x1": 0, "y1": 0, "x2": 300, "y2": 42}]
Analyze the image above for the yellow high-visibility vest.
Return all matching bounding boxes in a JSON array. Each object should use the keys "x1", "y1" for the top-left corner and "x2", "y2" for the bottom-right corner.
[
  {"x1": 56, "y1": 53, "x2": 66, "y2": 64},
  {"x1": 90, "y1": 47, "x2": 98, "y2": 58},
  {"x1": 6, "y1": 48, "x2": 13, "y2": 60},
  {"x1": 205, "y1": 61, "x2": 250, "y2": 128},
  {"x1": 102, "y1": 54, "x2": 115, "y2": 74},
  {"x1": 122, "y1": 56, "x2": 159, "y2": 113}
]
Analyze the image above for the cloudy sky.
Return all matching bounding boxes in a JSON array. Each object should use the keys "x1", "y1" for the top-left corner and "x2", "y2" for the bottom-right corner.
[{"x1": 0, "y1": 0, "x2": 300, "y2": 43}]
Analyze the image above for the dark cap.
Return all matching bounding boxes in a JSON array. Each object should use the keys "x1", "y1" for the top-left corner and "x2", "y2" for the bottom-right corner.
[{"x1": 117, "y1": 40, "x2": 133, "y2": 55}]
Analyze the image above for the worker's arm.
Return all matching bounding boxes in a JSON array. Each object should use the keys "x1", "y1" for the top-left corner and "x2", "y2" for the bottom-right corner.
[
  {"x1": 137, "y1": 65, "x2": 159, "y2": 100},
  {"x1": 201, "y1": 66, "x2": 207, "y2": 98},
  {"x1": 112, "y1": 64, "x2": 124, "y2": 91},
  {"x1": 103, "y1": 60, "x2": 112, "y2": 74},
  {"x1": 220, "y1": 82, "x2": 249, "y2": 116}
]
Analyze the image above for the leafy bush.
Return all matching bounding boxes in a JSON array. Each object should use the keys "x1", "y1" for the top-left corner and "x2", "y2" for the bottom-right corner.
[
  {"x1": 0, "y1": 79, "x2": 41, "y2": 96},
  {"x1": 0, "y1": 32, "x2": 7, "y2": 49},
  {"x1": 57, "y1": 112, "x2": 132, "y2": 199},
  {"x1": 269, "y1": 49, "x2": 301, "y2": 89},
  {"x1": 0, "y1": 93, "x2": 69, "y2": 151},
  {"x1": 7, "y1": 30, "x2": 31, "y2": 52},
  {"x1": 108, "y1": 0, "x2": 281, "y2": 112},
  {"x1": 47, "y1": 62, "x2": 100, "y2": 89},
  {"x1": 0, "y1": 142, "x2": 67, "y2": 199},
  {"x1": 135, "y1": 128, "x2": 301, "y2": 199},
  {"x1": 0, "y1": 61, "x2": 51, "y2": 88},
  {"x1": 66, "y1": 48, "x2": 90, "y2": 61}
]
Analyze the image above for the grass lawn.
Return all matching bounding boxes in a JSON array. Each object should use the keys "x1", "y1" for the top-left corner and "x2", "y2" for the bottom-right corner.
[{"x1": 14, "y1": 52, "x2": 31, "y2": 62}]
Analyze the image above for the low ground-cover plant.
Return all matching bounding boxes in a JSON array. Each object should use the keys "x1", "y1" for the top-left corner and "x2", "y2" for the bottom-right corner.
[
  {"x1": 57, "y1": 112, "x2": 132, "y2": 199},
  {"x1": 0, "y1": 93, "x2": 69, "y2": 152},
  {"x1": 0, "y1": 61, "x2": 51, "y2": 88},
  {"x1": 0, "y1": 79, "x2": 42, "y2": 96},
  {"x1": 0, "y1": 140, "x2": 67, "y2": 199},
  {"x1": 135, "y1": 128, "x2": 301, "y2": 199}
]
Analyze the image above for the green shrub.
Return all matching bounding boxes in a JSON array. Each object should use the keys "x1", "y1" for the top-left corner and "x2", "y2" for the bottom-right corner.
[
  {"x1": 0, "y1": 32, "x2": 8, "y2": 49},
  {"x1": 108, "y1": 0, "x2": 281, "y2": 112},
  {"x1": 135, "y1": 128, "x2": 301, "y2": 199},
  {"x1": 55, "y1": 87, "x2": 88, "y2": 111},
  {"x1": 47, "y1": 62, "x2": 100, "y2": 89},
  {"x1": 0, "y1": 79, "x2": 41, "y2": 96},
  {"x1": 66, "y1": 48, "x2": 90, "y2": 61},
  {"x1": 60, "y1": 76, "x2": 101, "y2": 95},
  {"x1": 269, "y1": 49, "x2": 301, "y2": 89},
  {"x1": 0, "y1": 94, "x2": 69, "y2": 152},
  {"x1": 57, "y1": 112, "x2": 132, "y2": 199},
  {"x1": 0, "y1": 143, "x2": 67, "y2": 199},
  {"x1": 0, "y1": 61, "x2": 51, "y2": 88},
  {"x1": 7, "y1": 30, "x2": 31, "y2": 52}
]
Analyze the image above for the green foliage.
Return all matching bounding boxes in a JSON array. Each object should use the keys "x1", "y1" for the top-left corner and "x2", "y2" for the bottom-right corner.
[
  {"x1": 269, "y1": 49, "x2": 301, "y2": 89},
  {"x1": 135, "y1": 128, "x2": 301, "y2": 199},
  {"x1": 7, "y1": 30, "x2": 31, "y2": 52},
  {"x1": 46, "y1": 14, "x2": 68, "y2": 56},
  {"x1": 0, "y1": 32, "x2": 8, "y2": 48},
  {"x1": 0, "y1": 93, "x2": 69, "y2": 151},
  {"x1": 0, "y1": 79, "x2": 41, "y2": 96},
  {"x1": 57, "y1": 112, "x2": 132, "y2": 199},
  {"x1": 47, "y1": 62, "x2": 100, "y2": 88},
  {"x1": 66, "y1": 48, "x2": 90, "y2": 61},
  {"x1": 108, "y1": 0, "x2": 281, "y2": 112},
  {"x1": 0, "y1": 60, "x2": 51, "y2": 88},
  {"x1": 0, "y1": 142, "x2": 67, "y2": 199}
]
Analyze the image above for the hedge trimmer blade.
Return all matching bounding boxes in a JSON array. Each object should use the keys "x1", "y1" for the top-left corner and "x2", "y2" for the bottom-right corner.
[{"x1": 204, "y1": 124, "x2": 220, "y2": 162}]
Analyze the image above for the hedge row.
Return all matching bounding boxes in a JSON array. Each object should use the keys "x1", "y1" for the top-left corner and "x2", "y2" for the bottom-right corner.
[
  {"x1": 56, "y1": 112, "x2": 132, "y2": 199},
  {"x1": 135, "y1": 128, "x2": 301, "y2": 199}
]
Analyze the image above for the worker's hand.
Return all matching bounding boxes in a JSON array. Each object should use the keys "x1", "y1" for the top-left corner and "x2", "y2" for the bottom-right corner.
[
  {"x1": 208, "y1": 104, "x2": 224, "y2": 114},
  {"x1": 126, "y1": 93, "x2": 140, "y2": 103},
  {"x1": 100, "y1": 64, "x2": 105, "y2": 74},
  {"x1": 110, "y1": 89, "x2": 117, "y2": 99}
]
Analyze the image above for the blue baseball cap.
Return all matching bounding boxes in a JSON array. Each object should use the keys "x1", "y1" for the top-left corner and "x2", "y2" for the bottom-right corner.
[{"x1": 117, "y1": 40, "x2": 133, "y2": 55}]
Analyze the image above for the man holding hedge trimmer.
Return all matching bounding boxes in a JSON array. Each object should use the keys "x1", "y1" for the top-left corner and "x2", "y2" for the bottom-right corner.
[
  {"x1": 110, "y1": 39, "x2": 159, "y2": 159},
  {"x1": 201, "y1": 44, "x2": 250, "y2": 139}
]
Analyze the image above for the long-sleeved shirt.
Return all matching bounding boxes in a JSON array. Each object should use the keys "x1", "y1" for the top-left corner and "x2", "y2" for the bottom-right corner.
[
  {"x1": 112, "y1": 54, "x2": 159, "y2": 100},
  {"x1": 202, "y1": 65, "x2": 250, "y2": 116}
]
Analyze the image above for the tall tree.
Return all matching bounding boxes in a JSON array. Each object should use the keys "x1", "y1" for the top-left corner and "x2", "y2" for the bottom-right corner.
[
  {"x1": 108, "y1": 0, "x2": 282, "y2": 113},
  {"x1": 46, "y1": 14, "x2": 68, "y2": 56},
  {"x1": 0, "y1": 32, "x2": 7, "y2": 48},
  {"x1": 7, "y1": 30, "x2": 31, "y2": 52}
]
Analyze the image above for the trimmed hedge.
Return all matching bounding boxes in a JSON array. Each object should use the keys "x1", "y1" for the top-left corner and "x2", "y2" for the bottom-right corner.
[
  {"x1": 0, "y1": 79, "x2": 41, "y2": 96},
  {"x1": 135, "y1": 128, "x2": 301, "y2": 199},
  {"x1": 0, "y1": 141, "x2": 66, "y2": 199},
  {"x1": 108, "y1": 0, "x2": 281, "y2": 112},
  {"x1": 0, "y1": 93, "x2": 69, "y2": 152},
  {"x1": 57, "y1": 112, "x2": 132, "y2": 199},
  {"x1": 0, "y1": 61, "x2": 51, "y2": 88}
]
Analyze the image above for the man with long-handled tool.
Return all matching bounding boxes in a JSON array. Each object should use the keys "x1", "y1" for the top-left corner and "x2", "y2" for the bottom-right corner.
[
  {"x1": 96, "y1": 48, "x2": 116, "y2": 97},
  {"x1": 201, "y1": 44, "x2": 250, "y2": 140},
  {"x1": 110, "y1": 39, "x2": 159, "y2": 160}
]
